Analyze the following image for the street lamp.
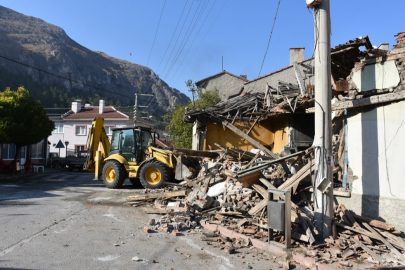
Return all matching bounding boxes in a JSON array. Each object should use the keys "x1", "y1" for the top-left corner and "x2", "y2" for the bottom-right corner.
[{"x1": 64, "y1": 141, "x2": 69, "y2": 157}]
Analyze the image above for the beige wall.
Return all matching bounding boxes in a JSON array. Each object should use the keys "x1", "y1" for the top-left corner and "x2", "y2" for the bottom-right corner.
[{"x1": 203, "y1": 116, "x2": 288, "y2": 154}]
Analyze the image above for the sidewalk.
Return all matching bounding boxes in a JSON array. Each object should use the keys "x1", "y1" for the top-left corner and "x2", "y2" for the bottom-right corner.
[{"x1": 0, "y1": 167, "x2": 62, "y2": 181}]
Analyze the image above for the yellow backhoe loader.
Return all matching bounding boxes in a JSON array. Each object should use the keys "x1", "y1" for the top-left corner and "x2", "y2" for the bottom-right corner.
[{"x1": 83, "y1": 117, "x2": 185, "y2": 189}]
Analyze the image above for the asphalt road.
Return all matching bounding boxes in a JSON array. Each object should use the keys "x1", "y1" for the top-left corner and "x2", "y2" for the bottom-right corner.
[{"x1": 0, "y1": 172, "x2": 299, "y2": 270}]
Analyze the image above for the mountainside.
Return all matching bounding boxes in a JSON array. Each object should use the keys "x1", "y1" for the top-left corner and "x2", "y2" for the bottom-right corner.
[{"x1": 0, "y1": 5, "x2": 189, "y2": 113}]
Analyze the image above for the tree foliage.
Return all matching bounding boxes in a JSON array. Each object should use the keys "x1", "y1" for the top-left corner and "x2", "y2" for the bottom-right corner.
[
  {"x1": 0, "y1": 87, "x2": 55, "y2": 172},
  {"x1": 164, "y1": 81, "x2": 220, "y2": 149}
]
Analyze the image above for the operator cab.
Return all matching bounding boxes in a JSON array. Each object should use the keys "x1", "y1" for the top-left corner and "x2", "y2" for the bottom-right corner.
[{"x1": 109, "y1": 126, "x2": 155, "y2": 163}]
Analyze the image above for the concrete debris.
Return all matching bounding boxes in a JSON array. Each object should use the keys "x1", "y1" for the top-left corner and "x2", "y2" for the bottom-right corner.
[{"x1": 129, "y1": 144, "x2": 404, "y2": 268}]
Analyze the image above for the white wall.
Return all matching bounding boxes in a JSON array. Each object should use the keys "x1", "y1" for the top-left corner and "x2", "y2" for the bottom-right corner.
[
  {"x1": 352, "y1": 60, "x2": 400, "y2": 92},
  {"x1": 347, "y1": 100, "x2": 405, "y2": 200},
  {"x1": 48, "y1": 119, "x2": 132, "y2": 157}
]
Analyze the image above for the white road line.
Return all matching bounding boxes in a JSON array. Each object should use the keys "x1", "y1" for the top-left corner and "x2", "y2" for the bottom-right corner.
[{"x1": 180, "y1": 237, "x2": 234, "y2": 269}]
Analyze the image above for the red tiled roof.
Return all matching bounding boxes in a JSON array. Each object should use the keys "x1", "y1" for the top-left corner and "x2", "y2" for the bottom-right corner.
[
  {"x1": 155, "y1": 138, "x2": 170, "y2": 148},
  {"x1": 64, "y1": 106, "x2": 130, "y2": 119}
]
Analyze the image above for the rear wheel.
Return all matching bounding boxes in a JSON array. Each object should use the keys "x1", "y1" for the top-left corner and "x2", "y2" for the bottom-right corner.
[
  {"x1": 139, "y1": 161, "x2": 169, "y2": 189},
  {"x1": 102, "y1": 160, "x2": 127, "y2": 189}
]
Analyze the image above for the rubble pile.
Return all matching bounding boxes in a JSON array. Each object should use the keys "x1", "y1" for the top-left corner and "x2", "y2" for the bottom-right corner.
[{"x1": 127, "y1": 145, "x2": 405, "y2": 268}]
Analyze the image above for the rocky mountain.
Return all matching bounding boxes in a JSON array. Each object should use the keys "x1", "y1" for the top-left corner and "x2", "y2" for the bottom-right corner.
[{"x1": 0, "y1": 5, "x2": 189, "y2": 113}]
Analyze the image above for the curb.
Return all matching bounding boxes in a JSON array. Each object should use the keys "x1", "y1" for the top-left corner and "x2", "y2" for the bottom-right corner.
[
  {"x1": 0, "y1": 169, "x2": 64, "y2": 181},
  {"x1": 201, "y1": 220, "x2": 337, "y2": 270}
]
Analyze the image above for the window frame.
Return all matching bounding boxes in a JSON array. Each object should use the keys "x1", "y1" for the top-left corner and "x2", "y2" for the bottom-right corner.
[
  {"x1": 75, "y1": 125, "x2": 87, "y2": 136},
  {"x1": 74, "y1": 144, "x2": 86, "y2": 154},
  {"x1": 104, "y1": 125, "x2": 116, "y2": 136},
  {"x1": 52, "y1": 121, "x2": 64, "y2": 134}
]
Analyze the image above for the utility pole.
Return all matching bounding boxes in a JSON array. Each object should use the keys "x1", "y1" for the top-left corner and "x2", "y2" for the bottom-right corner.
[
  {"x1": 134, "y1": 92, "x2": 154, "y2": 126},
  {"x1": 312, "y1": 0, "x2": 333, "y2": 239}
]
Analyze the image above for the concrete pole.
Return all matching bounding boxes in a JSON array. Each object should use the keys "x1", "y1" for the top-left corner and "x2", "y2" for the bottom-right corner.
[{"x1": 313, "y1": 0, "x2": 333, "y2": 239}]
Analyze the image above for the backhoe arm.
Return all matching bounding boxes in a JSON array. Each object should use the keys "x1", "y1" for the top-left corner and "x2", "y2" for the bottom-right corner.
[{"x1": 83, "y1": 117, "x2": 110, "y2": 177}]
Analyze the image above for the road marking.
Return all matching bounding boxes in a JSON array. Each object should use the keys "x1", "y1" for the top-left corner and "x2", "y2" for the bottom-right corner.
[
  {"x1": 0, "y1": 185, "x2": 20, "y2": 187},
  {"x1": 103, "y1": 214, "x2": 123, "y2": 222},
  {"x1": 179, "y1": 237, "x2": 234, "y2": 269},
  {"x1": 96, "y1": 255, "x2": 120, "y2": 261}
]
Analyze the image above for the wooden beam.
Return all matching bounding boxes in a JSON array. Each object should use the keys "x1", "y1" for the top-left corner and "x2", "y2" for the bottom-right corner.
[
  {"x1": 352, "y1": 213, "x2": 395, "y2": 231},
  {"x1": 293, "y1": 62, "x2": 307, "y2": 95},
  {"x1": 306, "y1": 90, "x2": 405, "y2": 113},
  {"x1": 222, "y1": 120, "x2": 278, "y2": 158},
  {"x1": 278, "y1": 162, "x2": 314, "y2": 193},
  {"x1": 353, "y1": 236, "x2": 383, "y2": 263},
  {"x1": 361, "y1": 221, "x2": 405, "y2": 261},
  {"x1": 174, "y1": 148, "x2": 220, "y2": 158},
  {"x1": 128, "y1": 190, "x2": 187, "y2": 201},
  {"x1": 145, "y1": 209, "x2": 167, "y2": 214}
]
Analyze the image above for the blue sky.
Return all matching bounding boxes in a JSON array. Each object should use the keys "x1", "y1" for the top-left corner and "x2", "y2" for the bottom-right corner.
[{"x1": 1, "y1": 0, "x2": 404, "y2": 98}]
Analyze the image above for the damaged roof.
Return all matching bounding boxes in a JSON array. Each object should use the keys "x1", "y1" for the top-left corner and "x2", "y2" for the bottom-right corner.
[
  {"x1": 195, "y1": 70, "x2": 248, "y2": 87},
  {"x1": 185, "y1": 34, "x2": 405, "y2": 123}
]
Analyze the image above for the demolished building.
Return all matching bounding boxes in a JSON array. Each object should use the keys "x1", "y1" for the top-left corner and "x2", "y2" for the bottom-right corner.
[{"x1": 183, "y1": 33, "x2": 405, "y2": 232}]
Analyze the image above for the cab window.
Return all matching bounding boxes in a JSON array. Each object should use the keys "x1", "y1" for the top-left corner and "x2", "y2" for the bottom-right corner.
[
  {"x1": 110, "y1": 130, "x2": 120, "y2": 151},
  {"x1": 141, "y1": 131, "x2": 153, "y2": 149}
]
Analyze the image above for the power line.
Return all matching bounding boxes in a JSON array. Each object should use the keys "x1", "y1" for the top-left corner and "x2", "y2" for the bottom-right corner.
[
  {"x1": 251, "y1": 0, "x2": 282, "y2": 93},
  {"x1": 172, "y1": 0, "x2": 228, "y2": 86},
  {"x1": 147, "y1": 0, "x2": 167, "y2": 66},
  {"x1": 0, "y1": 54, "x2": 133, "y2": 99},
  {"x1": 163, "y1": 0, "x2": 205, "y2": 80},
  {"x1": 256, "y1": 0, "x2": 282, "y2": 79},
  {"x1": 160, "y1": 0, "x2": 195, "y2": 78},
  {"x1": 169, "y1": 0, "x2": 216, "y2": 83},
  {"x1": 156, "y1": 0, "x2": 190, "y2": 74}
]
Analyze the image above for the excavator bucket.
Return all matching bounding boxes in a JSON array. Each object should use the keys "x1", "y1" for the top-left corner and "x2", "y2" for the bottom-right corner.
[{"x1": 174, "y1": 155, "x2": 201, "y2": 180}]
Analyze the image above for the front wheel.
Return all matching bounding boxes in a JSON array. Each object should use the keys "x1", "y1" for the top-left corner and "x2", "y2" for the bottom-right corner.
[
  {"x1": 139, "y1": 161, "x2": 169, "y2": 189},
  {"x1": 102, "y1": 160, "x2": 127, "y2": 189}
]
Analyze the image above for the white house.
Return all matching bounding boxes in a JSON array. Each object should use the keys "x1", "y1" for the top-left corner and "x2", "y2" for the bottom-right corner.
[{"x1": 48, "y1": 100, "x2": 152, "y2": 157}]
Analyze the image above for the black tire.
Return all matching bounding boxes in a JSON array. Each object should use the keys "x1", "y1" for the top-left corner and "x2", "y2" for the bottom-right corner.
[
  {"x1": 139, "y1": 161, "x2": 169, "y2": 189},
  {"x1": 102, "y1": 160, "x2": 127, "y2": 189}
]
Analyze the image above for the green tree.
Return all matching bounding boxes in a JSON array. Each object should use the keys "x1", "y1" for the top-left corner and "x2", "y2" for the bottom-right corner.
[
  {"x1": 0, "y1": 87, "x2": 55, "y2": 173},
  {"x1": 164, "y1": 82, "x2": 220, "y2": 149}
]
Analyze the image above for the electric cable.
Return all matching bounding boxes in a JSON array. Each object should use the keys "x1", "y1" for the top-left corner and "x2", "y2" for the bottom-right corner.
[
  {"x1": 250, "y1": 0, "x2": 282, "y2": 93},
  {"x1": 169, "y1": 0, "x2": 215, "y2": 83},
  {"x1": 163, "y1": 0, "x2": 205, "y2": 80},
  {"x1": 171, "y1": 0, "x2": 227, "y2": 86},
  {"x1": 147, "y1": 0, "x2": 167, "y2": 66},
  {"x1": 160, "y1": 0, "x2": 195, "y2": 78},
  {"x1": 156, "y1": 0, "x2": 190, "y2": 73}
]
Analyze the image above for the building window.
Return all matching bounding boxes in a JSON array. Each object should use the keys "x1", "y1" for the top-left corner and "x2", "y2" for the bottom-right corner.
[
  {"x1": 105, "y1": 126, "x2": 115, "y2": 135},
  {"x1": 76, "y1": 125, "x2": 86, "y2": 136},
  {"x1": 75, "y1": 145, "x2": 85, "y2": 153},
  {"x1": 2, "y1": 144, "x2": 16, "y2": 160},
  {"x1": 31, "y1": 140, "x2": 44, "y2": 159},
  {"x1": 52, "y1": 122, "x2": 64, "y2": 133}
]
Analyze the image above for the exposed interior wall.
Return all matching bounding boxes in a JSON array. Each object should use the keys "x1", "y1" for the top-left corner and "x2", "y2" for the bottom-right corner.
[
  {"x1": 352, "y1": 60, "x2": 400, "y2": 92},
  {"x1": 343, "y1": 100, "x2": 405, "y2": 228},
  {"x1": 244, "y1": 59, "x2": 314, "y2": 94},
  {"x1": 203, "y1": 116, "x2": 288, "y2": 154}
]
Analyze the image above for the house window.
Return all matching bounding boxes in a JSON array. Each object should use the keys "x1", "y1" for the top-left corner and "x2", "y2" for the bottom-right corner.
[
  {"x1": 2, "y1": 144, "x2": 16, "y2": 160},
  {"x1": 105, "y1": 126, "x2": 115, "y2": 135},
  {"x1": 75, "y1": 145, "x2": 85, "y2": 153},
  {"x1": 76, "y1": 125, "x2": 86, "y2": 136},
  {"x1": 52, "y1": 122, "x2": 64, "y2": 133},
  {"x1": 31, "y1": 140, "x2": 44, "y2": 159}
]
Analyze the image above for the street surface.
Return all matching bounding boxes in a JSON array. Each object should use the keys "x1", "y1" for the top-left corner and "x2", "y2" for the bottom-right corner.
[{"x1": 0, "y1": 172, "x2": 299, "y2": 270}]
